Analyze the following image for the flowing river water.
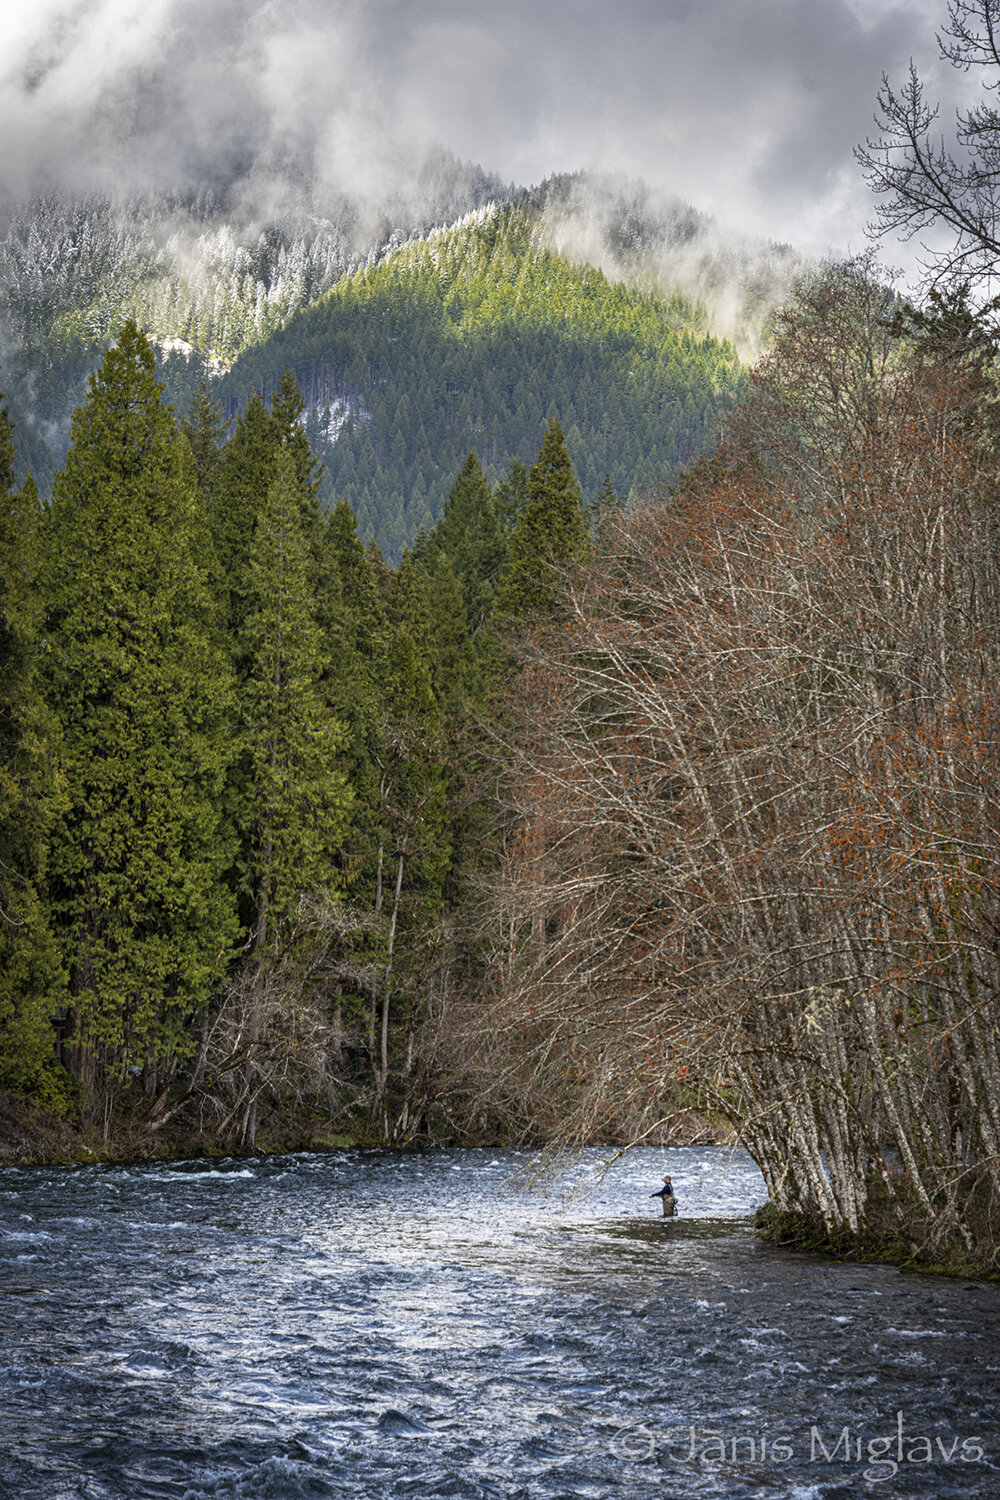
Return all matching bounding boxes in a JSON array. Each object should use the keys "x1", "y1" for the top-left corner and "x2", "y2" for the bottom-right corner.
[{"x1": 1, "y1": 1146, "x2": 998, "y2": 1499}]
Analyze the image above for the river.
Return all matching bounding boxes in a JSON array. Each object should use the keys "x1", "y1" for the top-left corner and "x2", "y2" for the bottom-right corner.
[{"x1": 1, "y1": 1146, "x2": 997, "y2": 1498}]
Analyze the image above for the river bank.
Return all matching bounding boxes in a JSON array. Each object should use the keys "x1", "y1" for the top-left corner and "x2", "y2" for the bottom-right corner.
[
  {"x1": 755, "y1": 1201, "x2": 1000, "y2": 1282},
  {"x1": 0, "y1": 1088, "x2": 378, "y2": 1169},
  {"x1": 10, "y1": 1088, "x2": 994, "y2": 1281},
  {"x1": 0, "y1": 1087, "x2": 724, "y2": 1169}
]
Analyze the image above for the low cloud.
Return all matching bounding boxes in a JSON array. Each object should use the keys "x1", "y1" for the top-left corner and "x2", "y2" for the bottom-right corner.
[{"x1": 0, "y1": 0, "x2": 957, "y2": 257}]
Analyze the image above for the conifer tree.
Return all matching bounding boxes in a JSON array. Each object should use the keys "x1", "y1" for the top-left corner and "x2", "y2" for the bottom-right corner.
[
  {"x1": 417, "y1": 452, "x2": 508, "y2": 635},
  {"x1": 496, "y1": 456, "x2": 530, "y2": 531},
  {"x1": 235, "y1": 447, "x2": 353, "y2": 952},
  {"x1": 371, "y1": 622, "x2": 449, "y2": 1120},
  {"x1": 592, "y1": 471, "x2": 622, "y2": 524},
  {"x1": 0, "y1": 407, "x2": 65, "y2": 1103},
  {"x1": 214, "y1": 390, "x2": 275, "y2": 640},
  {"x1": 268, "y1": 373, "x2": 347, "y2": 682},
  {"x1": 215, "y1": 374, "x2": 340, "y2": 655},
  {"x1": 269, "y1": 369, "x2": 334, "y2": 603},
  {"x1": 425, "y1": 552, "x2": 473, "y2": 709},
  {"x1": 43, "y1": 325, "x2": 237, "y2": 1100},
  {"x1": 182, "y1": 382, "x2": 228, "y2": 502},
  {"x1": 390, "y1": 551, "x2": 434, "y2": 639},
  {"x1": 495, "y1": 418, "x2": 588, "y2": 621},
  {"x1": 270, "y1": 369, "x2": 323, "y2": 505},
  {"x1": 329, "y1": 499, "x2": 390, "y2": 662}
]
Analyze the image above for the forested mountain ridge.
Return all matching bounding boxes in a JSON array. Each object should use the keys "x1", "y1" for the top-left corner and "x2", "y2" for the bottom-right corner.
[
  {"x1": 218, "y1": 204, "x2": 742, "y2": 556},
  {"x1": 526, "y1": 172, "x2": 805, "y2": 354},
  {"x1": 0, "y1": 171, "x2": 773, "y2": 516},
  {"x1": 0, "y1": 154, "x2": 511, "y2": 494}
]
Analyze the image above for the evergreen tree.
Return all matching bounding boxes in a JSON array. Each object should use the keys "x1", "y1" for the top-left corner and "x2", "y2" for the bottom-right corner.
[
  {"x1": 495, "y1": 456, "x2": 530, "y2": 531},
  {"x1": 182, "y1": 382, "x2": 228, "y2": 501},
  {"x1": 495, "y1": 418, "x2": 588, "y2": 620},
  {"x1": 328, "y1": 499, "x2": 390, "y2": 666},
  {"x1": 0, "y1": 408, "x2": 65, "y2": 1105},
  {"x1": 371, "y1": 622, "x2": 449, "y2": 1120},
  {"x1": 417, "y1": 452, "x2": 508, "y2": 635},
  {"x1": 323, "y1": 499, "x2": 391, "y2": 906},
  {"x1": 215, "y1": 373, "x2": 339, "y2": 656},
  {"x1": 213, "y1": 390, "x2": 275, "y2": 641},
  {"x1": 424, "y1": 552, "x2": 473, "y2": 709},
  {"x1": 593, "y1": 471, "x2": 621, "y2": 523},
  {"x1": 390, "y1": 551, "x2": 434, "y2": 639},
  {"x1": 270, "y1": 368, "x2": 323, "y2": 504},
  {"x1": 269, "y1": 369, "x2": 332, "y2": 593},
  {"x1": 235, "y1": 447, "x2": 353, "y2": 953},
  {"x1": 43, "y1": 324, "x2": 237, "y2": 1099},
  {"x1": 421, "y1": 549, "x2": 489, "y2": 910},
  {"x1": 269, "y1": 372, "x2": 346, "y2": 675},
  {"x1": 590, "y1": 471, "x2": 624, "y2": 553}
]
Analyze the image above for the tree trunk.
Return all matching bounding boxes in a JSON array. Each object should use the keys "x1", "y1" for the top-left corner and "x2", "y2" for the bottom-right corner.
[{"x1": 374, "y1": 848, "x2": 406, "y2": 1131}]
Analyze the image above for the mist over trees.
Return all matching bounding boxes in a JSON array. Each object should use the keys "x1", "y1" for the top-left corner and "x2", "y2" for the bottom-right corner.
[
  {"x1": 0, "y1": 154, "x2": 510, "y2": 496},
  {"x1": 0, "y1": 181, "x2": 758, "y2": 539},
  {"x1": 3, "y1": 232, "x2": 999, "y2": 1269},
  {"x1": 215, "y1": 204, "x2": 742, "y2": 559},
  {"x1": 4, "y1": 2, "x2": 1000, "y2": 1274}
]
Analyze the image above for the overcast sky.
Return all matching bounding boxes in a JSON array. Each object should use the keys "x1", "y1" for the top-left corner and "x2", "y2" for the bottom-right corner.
[{"x1": 0, "y1": 0, "x2": 961, "y2": 260}]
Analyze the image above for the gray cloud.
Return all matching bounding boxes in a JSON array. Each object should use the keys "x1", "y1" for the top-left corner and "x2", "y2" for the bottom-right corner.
[{"x1": 0, "y1": 0, "x2": 956, "y2": 256}]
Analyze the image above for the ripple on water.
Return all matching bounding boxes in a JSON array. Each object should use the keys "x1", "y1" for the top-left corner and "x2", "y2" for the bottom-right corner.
[{"x1": 0, "y1": 1146, "x2": 997, "y2": 1500}]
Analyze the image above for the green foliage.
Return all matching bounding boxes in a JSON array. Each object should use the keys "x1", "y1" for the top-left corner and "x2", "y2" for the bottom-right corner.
[
  {"x1": 322, "y1": 499, "x2": 390, "y2": 894},
  {"x1": 591, "y1": 471, "x2": 622, "y2": 529},
  {"x1": 0, "y1": 193, "x2": 745, "y2": 1139},
  {"x1": 495, "y1": 417, "x2": 589, "y2": 620},
  {"x1": 235, "y1": 447, "x2": 354, "y2": 949},
  {"x1": 0, "y1": 418, "x2": 66, "y2": 1100},
  {"x1": 212, "y1": 373, "x2": 334, "y2": 643},
  {"x1": 415, "y1": 451, "x2": 508, "y2": 637},
  {"x1": 0, "y1": 344, "x2": 508, "y2": 1134},
  {"x1": 213, "y1": 391, "x2": 277, "y2": 639},
  {"x1": 43, "y1": 324, "x2": 238, "y2": 1078},
  {"x1": 182, "y1": 382, "x2": 228, "y2": 500},
  {"x1": 221, "y1": 206, "x2": 741, "y2": 558},
  {"x1": 376, "y1": 621, "x2": 451, "y2": 945}
]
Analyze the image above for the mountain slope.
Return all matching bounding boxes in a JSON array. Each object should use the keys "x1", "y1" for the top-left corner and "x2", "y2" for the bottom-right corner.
[
  {"x1": 218, "y1": 205, "x2": 743, "y2": 556},
  {"x1": 528, "y1": 172, "x2": 806, "y2": 356},
  {"x1": 0, "y1": 156, "x2": 511, "y2": 492}
]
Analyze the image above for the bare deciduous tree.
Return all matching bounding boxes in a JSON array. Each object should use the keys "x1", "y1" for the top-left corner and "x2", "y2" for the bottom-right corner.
[
  {"x1": 858, "y1": 1, "x2": 1000, "y2": 291},
  {"x1": 476, "y1": 260, "x2": 1000, "y2": 1269}
]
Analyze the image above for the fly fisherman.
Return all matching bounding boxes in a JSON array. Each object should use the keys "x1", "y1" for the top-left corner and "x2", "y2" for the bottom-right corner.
[{"x1": 650, "y1": 1175, "x2": 677, "y2": 1216}]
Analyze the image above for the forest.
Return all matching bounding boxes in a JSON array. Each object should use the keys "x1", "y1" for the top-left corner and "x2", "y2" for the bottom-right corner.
[
  {"x1": 215, "y1": 205, "x2": 742, "y2": 556},
  {"x1": 0, "y1": 153, "x2": 508, "y2": 497},
  {"x1": 0, "y1": 183, "x2": 758, "y2": 546},
  {"x1": 0, "y1": 332, "x2": 508, "y2": 1152},
  {"x1": 2, "y1": 244, "x2": 999, "y2": 1274},
  {"x1": 5, "y1": 237, "x2": 1000, "y2": 1278},
  {"x1": 3, "y1": 0, "x2": 1000, "y2": 1278}
]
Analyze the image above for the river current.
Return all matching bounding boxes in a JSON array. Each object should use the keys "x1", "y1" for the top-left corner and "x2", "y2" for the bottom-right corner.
[{"x1": 1, "y1": 1146, "x2": 998, "y2": 1499}]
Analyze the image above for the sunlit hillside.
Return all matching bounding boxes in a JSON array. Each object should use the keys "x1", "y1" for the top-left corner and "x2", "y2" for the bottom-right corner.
[{"x1": 218, "y1": 204, "x2": 743, "y2": 556}]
